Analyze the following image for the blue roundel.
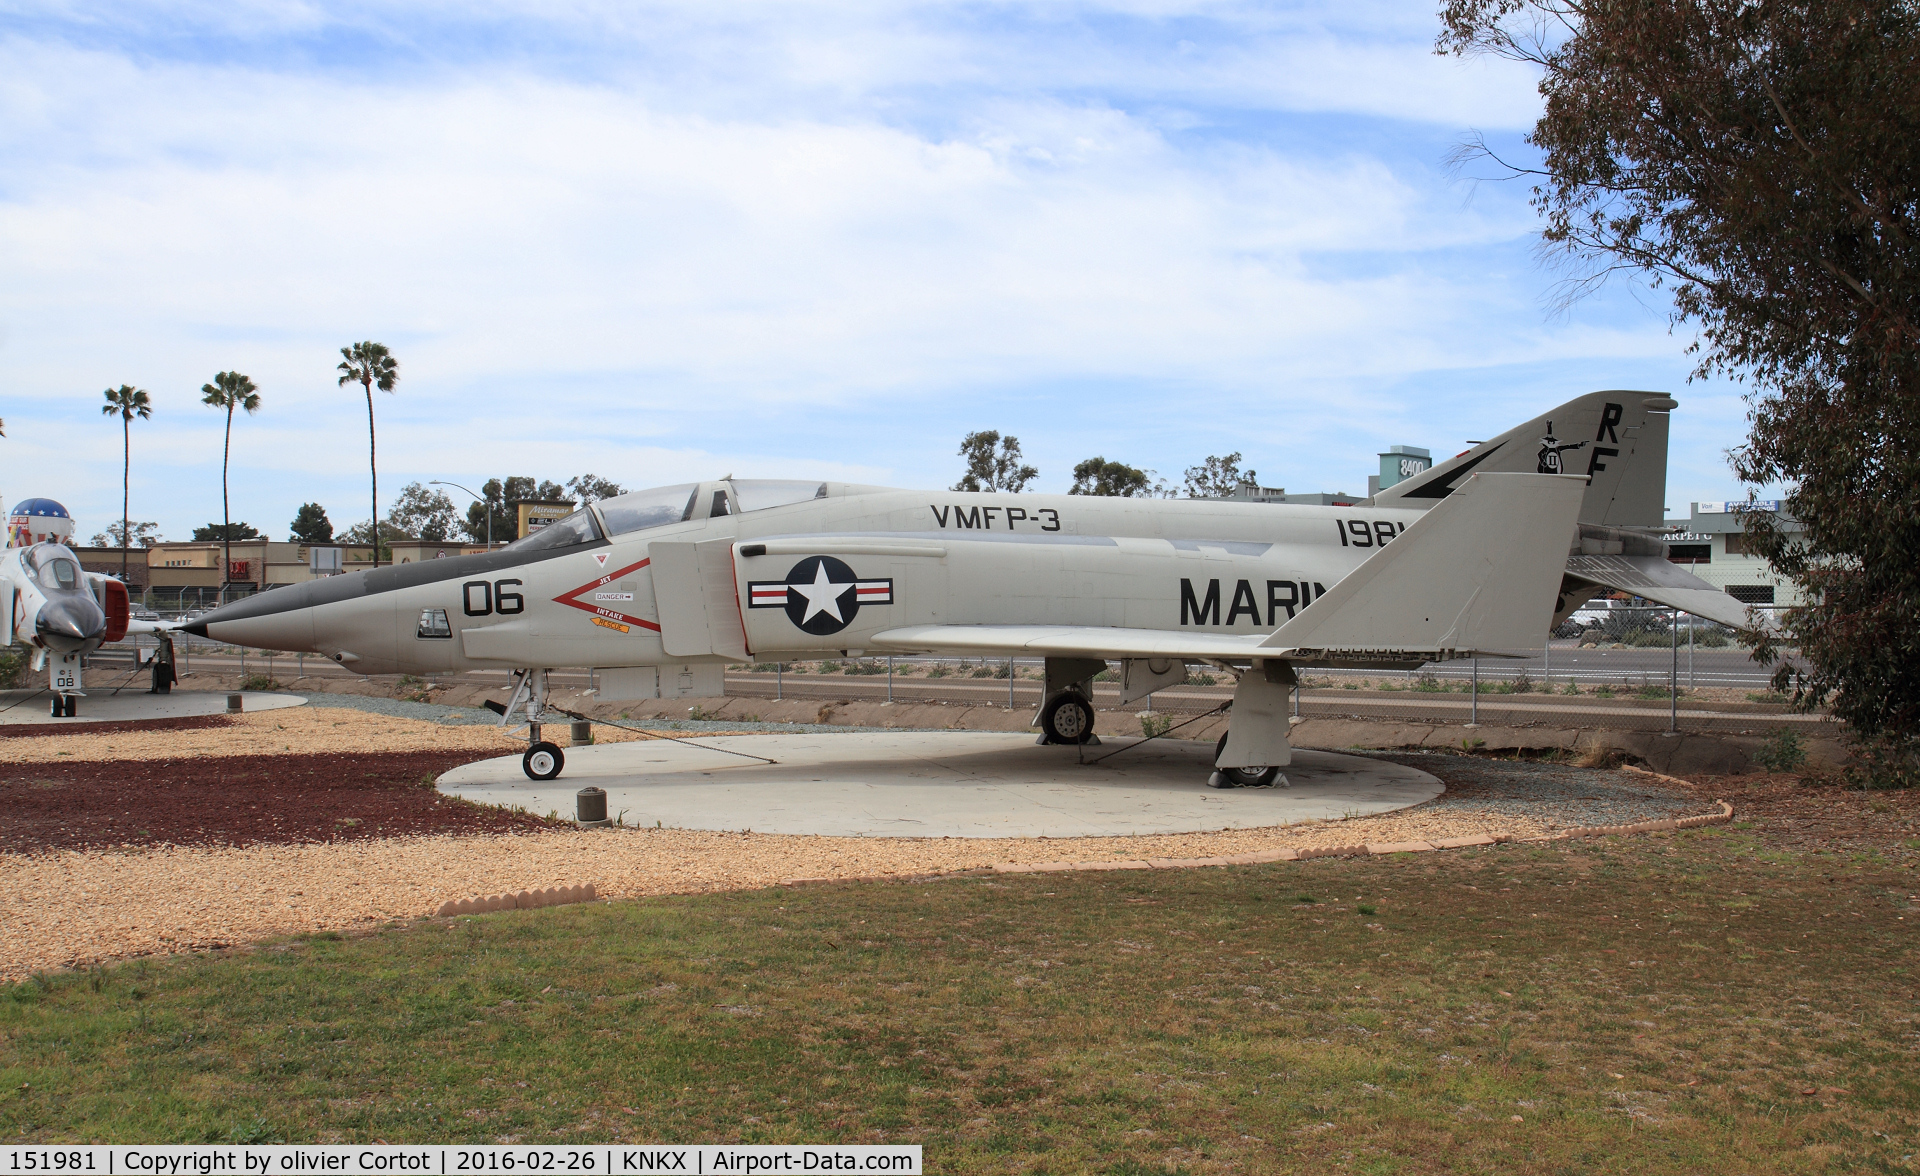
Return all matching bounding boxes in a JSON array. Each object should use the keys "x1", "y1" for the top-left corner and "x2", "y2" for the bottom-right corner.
[{"x1": 10, "y1": 499, "x2": 70, "y2": 518}]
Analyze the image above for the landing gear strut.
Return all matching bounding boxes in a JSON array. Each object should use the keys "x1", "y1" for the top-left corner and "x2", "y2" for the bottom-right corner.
[{"x1": 500, "y1": 668, "x2": 568, "y2": 781}]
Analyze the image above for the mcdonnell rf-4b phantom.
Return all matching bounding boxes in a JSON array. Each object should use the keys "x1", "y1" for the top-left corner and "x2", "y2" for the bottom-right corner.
[{"x1": 185, "y1": 391, "x2": 1753, "y2": 782}]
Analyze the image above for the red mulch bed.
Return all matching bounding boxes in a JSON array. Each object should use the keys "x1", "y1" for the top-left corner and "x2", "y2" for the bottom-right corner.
[
  {"x1": 1, "y1": 750, "x2": 562, "y2": 854},
  {"x1": 0, "y1": 715, "x2": 236, "y2": 739}
]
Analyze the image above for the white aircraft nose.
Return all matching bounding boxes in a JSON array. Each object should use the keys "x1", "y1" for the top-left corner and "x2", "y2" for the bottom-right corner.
[{"x1": 36, "y1": 596, "x2": 105, "y2": 653}]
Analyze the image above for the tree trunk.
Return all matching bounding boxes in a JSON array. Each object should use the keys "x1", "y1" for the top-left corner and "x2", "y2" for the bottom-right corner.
[
  {"x1": 222, "y1": 402, "x2": 234, "y2": 604},
  {"x1": 365, "y1": 381, "x2": 379, "y2": 568},
  {"x1": 121, "y1": 415, "x2": 130, "y2": 584}
]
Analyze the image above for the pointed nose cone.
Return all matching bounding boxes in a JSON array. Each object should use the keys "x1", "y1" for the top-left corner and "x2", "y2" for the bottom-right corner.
[
  {"x1": 185, "y1": 584, "x2": 324, "y2": 652},
  {"x1": 36, "y1": 596, "x2": 106, "y2": 653}
]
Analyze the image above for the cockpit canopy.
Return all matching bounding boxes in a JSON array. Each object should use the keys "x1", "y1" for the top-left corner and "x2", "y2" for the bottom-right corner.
[
  {"x1": 26, "y1": 543, "x2": 82, "y2": 593},
  {"x1": 501, "y1": 479, "x2": 845, "y2": 553}
]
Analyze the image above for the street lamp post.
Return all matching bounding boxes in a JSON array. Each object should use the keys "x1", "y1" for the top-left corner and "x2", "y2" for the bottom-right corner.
[{"x1": 430, "y1": 480, "x2": 491, "y2": 550}]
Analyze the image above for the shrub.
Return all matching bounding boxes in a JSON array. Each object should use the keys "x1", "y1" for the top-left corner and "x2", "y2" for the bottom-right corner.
[
  {"x1": 1186, "y1": 672, "x2": 1217, "y2": 686},
  {"x1": 818, "y1": 660, "x2": 842, "y2": 674},
  {"x1": 1753, "y1": 729, "x2": 1808, "y2": 774},
  {"x1": 1139, "y1": 714, "x2": 1174, "y2": 738},
  {"x1": 969, "y1": 667, "x2": 998, "y2": 678},
  {"x1": 926, "y1": 665, "x2": 950, "y2": 678},
  {"x1": 1509, "y1": 669, "x2": 1534, "y2": 694},
  {"x1": 0, "y1": 647, "x2": 26, "y2": 690}
]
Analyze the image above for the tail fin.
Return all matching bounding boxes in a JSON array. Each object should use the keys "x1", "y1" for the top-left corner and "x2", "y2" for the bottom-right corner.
[
  {"x1": 1263, "y1": 471, "x2": 1586, "y2": 657},
  {"x1": 1375, "y1": 390, "x2": 1674, "y2": 527}
]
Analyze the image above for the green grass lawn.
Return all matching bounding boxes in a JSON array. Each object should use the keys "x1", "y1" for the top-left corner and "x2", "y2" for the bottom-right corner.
[{"x1": 4, "y1": 829, "x2": 1917, "y2": 1172}]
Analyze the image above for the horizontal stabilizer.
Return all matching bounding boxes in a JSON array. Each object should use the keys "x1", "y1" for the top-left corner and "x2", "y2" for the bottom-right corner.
[
  {"x1": 1263, "y1": 472, "x2": 1586, "y2": 657},
  {"x1": 1564, "y1": 555, "x2": 1762, "y2": 631}
]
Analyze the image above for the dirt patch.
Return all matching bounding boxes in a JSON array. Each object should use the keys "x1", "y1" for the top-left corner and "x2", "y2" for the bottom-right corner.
[
  {"x1": 1674, "y1": 771, "x2": 1920, "y2": 849},
  {"x1": 0, "y1": 714, "x2": 236, "y2": 740},
  {"x1": 0, "y1": 750, "x2": 562, "y2": 854}
]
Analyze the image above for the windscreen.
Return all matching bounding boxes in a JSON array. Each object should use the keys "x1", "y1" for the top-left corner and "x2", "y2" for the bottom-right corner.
[
  {"x1": 598, "y1": 484, "x2": 700, "y2": 536},
  {"x1": 731, "y1": 480, "x2": 827, "y2": 513},
  {"x1": 502, "y1": 507, "x2": 603, "y2": 552}
]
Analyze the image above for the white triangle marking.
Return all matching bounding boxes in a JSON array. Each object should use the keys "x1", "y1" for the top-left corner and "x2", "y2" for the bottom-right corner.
[{"x1": 592, "y1": 552, "x2": 609, "y2": 567}]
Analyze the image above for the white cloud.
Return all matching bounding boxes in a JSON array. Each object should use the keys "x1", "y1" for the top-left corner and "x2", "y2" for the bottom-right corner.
[{"x1": 0, "y1": 6, "x2": 1751, "y2": 544}]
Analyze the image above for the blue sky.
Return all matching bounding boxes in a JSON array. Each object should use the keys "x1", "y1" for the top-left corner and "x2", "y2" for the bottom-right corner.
[{"x1": 0, "y1": 1, "x2": 1763, "y2": 544}]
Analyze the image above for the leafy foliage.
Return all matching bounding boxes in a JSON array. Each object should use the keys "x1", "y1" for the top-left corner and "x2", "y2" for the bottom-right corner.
[
  {"x1": 464, "y1": 477, "x2": 571, "y2": 544},
  {"x1": 1181, "y1": 452, "x2": 1256, "y2": 499},
  {"x1": 89, "y1": 522, "x2": 161, "y2": 548},
  {"x1": 1068, "y1": 457, "x2": 1166, "y2": 497},
  {"x1": 191, "y1": 523, "x2": 260, "y2": 541},
  {"x1": 385, "y1": 482, "x2": 460, "y2": 542},
  {"x1": 288, "y1": 503, "x2": 334, "y2": 545},
  {"x1": 953, "y1": 430, "x2": 1038, "y2": 493},
  {"x1": 1439, "y1": 0, "x2": 1920, "y2": 764},
  {"x1": 565, "y1": 474, "x2": 624, "y2": 504}
]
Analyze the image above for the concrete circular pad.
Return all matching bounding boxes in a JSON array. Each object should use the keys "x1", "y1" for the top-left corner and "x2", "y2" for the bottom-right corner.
[
  {"x1": 0, "y1": 688, "x2": 305, "y2": 726},
  {"x1": 437, "y1": 731, "x2": 1442, "y2": 838}
]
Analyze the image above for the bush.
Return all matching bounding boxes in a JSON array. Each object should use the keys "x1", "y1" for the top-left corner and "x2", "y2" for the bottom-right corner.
[
  {"x1": 818, "y1": 660, "x2": 842, "y2": 674},
  {"x1": 1508, "y1": 669, "x2": 1534, "y2": 694},
  {"x1": 0, "y1": 647, "x2": 25, "y2": 690},
  {"x1": 969, "y1": 666, "x2": 998, "y2": 679},
  {"x1": 926, "y1": 665, "x2": 950, "y2": 678},
  {"x1": 1139, "y1": 714, "x2": 1174, "y2": 738},
  {"x1": 1186, "y1": 672, "x2": 1216, "y2": 686},
  {"x1": 1754, "y1": 728, "x2": 1808, "y2": 774},
  {"x1": 239, "y1": 673, "x2": 282, "y2": 692}
]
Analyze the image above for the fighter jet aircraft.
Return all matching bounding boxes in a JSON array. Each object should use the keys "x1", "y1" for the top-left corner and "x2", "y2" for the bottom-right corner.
[
  {"x1": 184, "y1": 391, "x2": 1754, "y2": 781},
  {"x1": 1, "y1": 540, "x2": 133, "y2": 715}
]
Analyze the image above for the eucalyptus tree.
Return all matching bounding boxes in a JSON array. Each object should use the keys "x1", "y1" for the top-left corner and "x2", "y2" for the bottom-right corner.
[
  {"x1": 200, "y1": 372, "x2": 261, "y2": 600},
  {"x1": 100, "y1": 384, "x2": 153, "y2": 582},
  {"x1": 337, "y1": 341, "x2": 400, "y2": 567}
]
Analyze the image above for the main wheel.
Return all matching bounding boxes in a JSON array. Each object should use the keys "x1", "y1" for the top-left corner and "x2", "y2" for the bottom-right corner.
[
  {"x1": 1040, "y1": 691, "x2": 1096, "y2": 744},
  {"x1": 523, "y1": 741, "x2": 565, "y2": 781},
  {"x1": 1213, "y1": 731, "x2": 1280, "y2": 788}
]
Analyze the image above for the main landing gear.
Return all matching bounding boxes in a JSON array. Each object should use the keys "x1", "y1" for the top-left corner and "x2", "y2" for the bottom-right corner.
[
  {"x1": 1039, "y1": 690, "x2": 1096, "y2": 745},
  {"x1": 1208, "y1": 732, "x2": 1282, "y2": 789}
]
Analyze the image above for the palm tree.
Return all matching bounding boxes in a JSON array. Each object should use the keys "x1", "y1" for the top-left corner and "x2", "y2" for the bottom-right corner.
[
  {"x1": 337, "y1": 342, "x2": 400, "y2": 568},
  {"x1": 100, "y1": 385, "x2": 153, "y2": 583},
  {"x1": 201, "y1": 372, "x2": 262, "y2": 602}
]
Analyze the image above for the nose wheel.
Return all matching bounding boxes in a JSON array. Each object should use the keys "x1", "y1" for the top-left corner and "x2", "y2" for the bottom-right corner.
[
  {"x1": 50, "y1": 695, "x2": 77, "y2": 718},
  {"x1": 524, "y1": 741, "x2": 565, "y2": 781}
]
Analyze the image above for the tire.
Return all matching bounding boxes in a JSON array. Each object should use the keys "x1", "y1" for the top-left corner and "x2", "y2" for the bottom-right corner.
[
  {"x1": 1213, "y1": 731, "x2": 1280, "y2": 788},
  {"x1": 1039, "y1": 691, "x2": 1096, "y2": 744},
  {"x1": 523, "y1": 741, "x2": 565, "y2": 781}
]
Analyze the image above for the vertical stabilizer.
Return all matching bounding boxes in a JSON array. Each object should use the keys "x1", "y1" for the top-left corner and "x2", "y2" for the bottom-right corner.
[{"x1": 1376, "y1": 391, "x2": 1675, "y2": 527}]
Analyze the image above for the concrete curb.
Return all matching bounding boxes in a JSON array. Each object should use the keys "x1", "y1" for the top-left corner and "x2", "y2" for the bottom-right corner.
[{"x1": 435, "y1": 883, "x2": 597, "y2": 917}]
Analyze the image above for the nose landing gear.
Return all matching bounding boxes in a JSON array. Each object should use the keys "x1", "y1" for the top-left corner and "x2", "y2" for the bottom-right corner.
[
  {"x1": 524, "y1": 740, "x2": 565, "y2": 781},
  {"x1": 496, "y1": 668, "x2": 570, "y2": 781}
]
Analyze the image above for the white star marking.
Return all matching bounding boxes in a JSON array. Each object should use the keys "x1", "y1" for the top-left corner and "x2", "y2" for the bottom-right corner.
[{"x1": 789, "y1": 562, "x2": 851, "y2": 624}]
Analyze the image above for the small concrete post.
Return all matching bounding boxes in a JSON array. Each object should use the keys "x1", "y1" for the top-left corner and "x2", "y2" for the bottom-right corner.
[
  {"x1": 576, "y1": 787, "x2": 609, "y2": 827},
  {"x1": 226, "y1": 693, "x2": 243, "y2": 713},
  {"x1": 570, "y1": 719, "x2": 593, "y2": 746}
]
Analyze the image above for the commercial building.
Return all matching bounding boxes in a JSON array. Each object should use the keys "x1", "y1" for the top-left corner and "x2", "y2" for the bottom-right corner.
[{"x1": 1662, "y1": 501, "x2": 1805, "y2": 607}]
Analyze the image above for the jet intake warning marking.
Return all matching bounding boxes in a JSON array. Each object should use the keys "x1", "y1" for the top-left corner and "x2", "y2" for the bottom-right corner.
[
  {"x1": 748, "y1": 556, "x2": 893, "y2": 636},
  {"x1": 554, "y1": 558, "x2": 661, "y2": 631}
]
